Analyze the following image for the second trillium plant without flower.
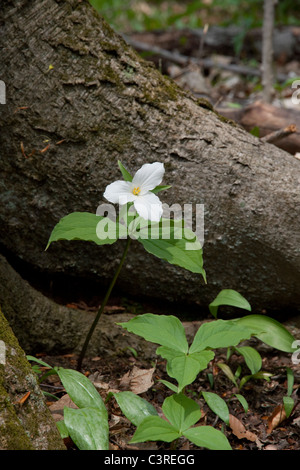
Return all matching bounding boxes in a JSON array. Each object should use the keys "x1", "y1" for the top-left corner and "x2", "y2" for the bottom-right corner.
[{"x1": 46, "y1": 161, "x2": 297, "y2": 450}]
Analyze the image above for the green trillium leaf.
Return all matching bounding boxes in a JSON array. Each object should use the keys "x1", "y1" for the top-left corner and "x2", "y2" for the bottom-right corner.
[
  {"x1": 190, "y1": 319, "x2": 253, "y2": 353},
  {"x1": 130, "y1": 416, "x2": 180, "y2": 443},
  {"x1": 233, "y1": 315, "x2": 296, "y2": 353},
  {"x1": 137, "y1": 218, "x2": 205, "y2": 279},
  {"x1": 157, "y1": 346, "x2": 214, "y2": 391},
  {"x1": 118, "y1": 313, "x2": 189, "y2": 353},
  {"x1": 162, "y1": 393, "x2": 201, "y2": 432},
  {"x1": 46, "y1": 212, "x2": 127, "y2": 249},
  {"x1": 112, "y1": 391, "x2": 158, "y2": 427},
  {"x1": 184, "y1": 426, "x2": 232, "y2": 450}
]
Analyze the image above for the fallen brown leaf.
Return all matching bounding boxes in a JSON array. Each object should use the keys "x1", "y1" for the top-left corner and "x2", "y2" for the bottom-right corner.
[
  {"x1": 229, "y1": 414, "x2": 257, "y2": 442},
  {"x1": 119, "y1": 366, "x2": 155, "y2": 394},
  {"x1": 267, "y1": 404, "x2": 287, "y2": 434},
  {"x1": 88, "y1": 371, "x2": 120, "y2": 396},
  {"x1": 49, "y1": 394, "x2": 78, "y2": 422}
]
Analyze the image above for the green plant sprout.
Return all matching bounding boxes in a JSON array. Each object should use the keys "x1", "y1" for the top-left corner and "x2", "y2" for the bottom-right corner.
[
  {"x1": 119, "y1": 308, "x2": 295, "y2": 394},
  {"x1": 27, "y1": 289, "x2": 296, "y2": 451},
  {"x1": 114, "y1": 391, "x2": 232, "y2": 450},
  {"x1": 274, "y1": 76, "x2": 300, "y2": 99},
  {"x1": 217, "y1": 346, "x2": 273, "y2": 391},
  {"x1": 115, "y1": 291, "x2": 296, "y2": 449},
  {"x1": 283, "y1": 367, "x2": 295, "y2": 418},
  {"x1": 46, "y1": 161, "x2": 205, "y2": 370}
]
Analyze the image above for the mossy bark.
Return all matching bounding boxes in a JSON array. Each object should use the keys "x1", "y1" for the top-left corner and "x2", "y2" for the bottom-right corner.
[
  {"x1": 0, "y1": 0, "x2": 299, "y2": 316},
  {"x1": 0, "y1": 307, "x2": 66, "y2": 450}
]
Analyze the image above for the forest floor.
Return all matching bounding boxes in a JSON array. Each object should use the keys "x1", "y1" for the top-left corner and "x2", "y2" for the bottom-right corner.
[
  {"x1": 38, "y1": 300, "x2": 300, "y2": 452},
  {"x1": 124, "y1": 24, "x2": 300, "y2": 158}
]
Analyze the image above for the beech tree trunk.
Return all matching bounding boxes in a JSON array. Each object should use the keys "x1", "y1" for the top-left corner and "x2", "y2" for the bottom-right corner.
[
  {"x1": 0, "y1": 0, "x2": 300, "y2": 319},
  {"x1": 0, "y1": 253, "x2": 156, "y2": 358}
]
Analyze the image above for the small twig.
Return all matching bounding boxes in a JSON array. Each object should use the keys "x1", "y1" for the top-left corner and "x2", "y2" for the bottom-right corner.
[
  {"x1": 261, "y1": 124, "x2": 296, "y2": 144},
  {"x1": 123, "y1": 34, "x2": 288, "y2": 83},
  {"x1": 212, "y1": 414, "x2": 219, "y2": 427},
  {"x1": 40, "y1": 383, "x2": 64, "y2": 390}
]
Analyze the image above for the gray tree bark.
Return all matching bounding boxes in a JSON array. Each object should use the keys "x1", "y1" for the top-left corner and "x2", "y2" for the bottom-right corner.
[
  {"x1": 0, "y1": 0, "x2": 299, "y2": 319},
  {"x1": 0, "y1": 253, "x2": 156, "y2": 358}
]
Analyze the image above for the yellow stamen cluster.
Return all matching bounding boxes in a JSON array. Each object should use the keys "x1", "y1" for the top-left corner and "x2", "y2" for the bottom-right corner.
[{"x1": 132, "y1": 186, "x2": 141, "y2": 196}]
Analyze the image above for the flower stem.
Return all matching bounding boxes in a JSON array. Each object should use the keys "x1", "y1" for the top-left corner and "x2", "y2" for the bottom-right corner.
[{"x1": 77, "y1": 237, "x2": 132, "y2": 370}]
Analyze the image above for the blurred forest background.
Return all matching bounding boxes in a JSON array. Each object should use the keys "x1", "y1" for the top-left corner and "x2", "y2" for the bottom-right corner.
[
  {"x1": 88, "y1": 0, "x2": 300, "y2": 155},
  {"x1": 89, "y1": 0, "x2": 299, "y2": 33}
]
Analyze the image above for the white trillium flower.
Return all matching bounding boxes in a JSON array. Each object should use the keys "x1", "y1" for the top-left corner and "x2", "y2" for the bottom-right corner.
[{"x1": 104, "y1": 162, "x2": 165, "y2": 222}]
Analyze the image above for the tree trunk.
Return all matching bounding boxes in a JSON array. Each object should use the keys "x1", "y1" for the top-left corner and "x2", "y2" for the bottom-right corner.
[
  {"x1": 0, "y1": 253, "x2": 156, "y2": 359},
  {"x1": 0, "y1": 0, "x2": 299, "y2": 318},
  {"x1": 0, "y1": 306, "x2": 66, "y2": 449}
]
